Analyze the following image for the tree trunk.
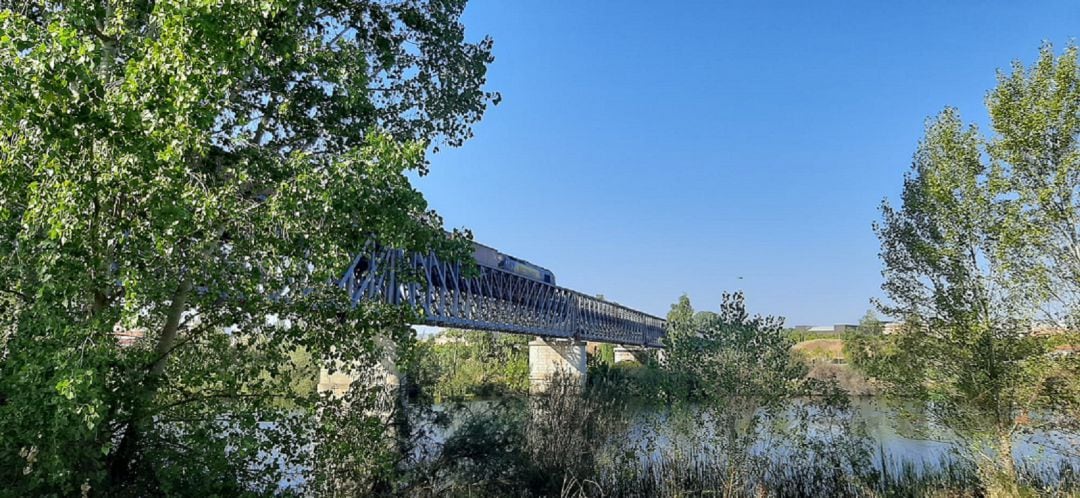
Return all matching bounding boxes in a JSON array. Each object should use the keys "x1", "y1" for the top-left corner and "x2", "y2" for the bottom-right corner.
[
  {"x1": 106, "y1": 279, "x2": 193, "y2": 486},
  {"x1": 979, "y1": 430, "x2": 1019, "y2": 497},
  {"x1": 996, "y1": 431, "x2": 1017, "y2": 482}
]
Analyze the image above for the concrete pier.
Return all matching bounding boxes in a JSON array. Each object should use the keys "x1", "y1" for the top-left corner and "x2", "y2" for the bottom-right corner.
[
  {"x1": 317, "y1": 336, "x2": 401, "y2": 399},
  {"x1": 529, "y1": 338, "x2": 587, "y2": 393},
  {"x1": 613, "y1": 345, "x2": 645, "y2": 364},
  {"x1": 317, "y1": 361, "x2": 401, "y2": 399}
]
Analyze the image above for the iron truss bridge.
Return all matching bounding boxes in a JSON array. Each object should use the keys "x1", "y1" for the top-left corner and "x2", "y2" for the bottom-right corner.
[{"x1": 340, "y1": 245, "x2": 666, "y2": 347}]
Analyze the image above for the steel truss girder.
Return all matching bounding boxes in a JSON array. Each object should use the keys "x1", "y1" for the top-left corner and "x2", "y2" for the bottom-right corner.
[{"x1": 340, "y1": 245, "x2": 666, "y2": 347}]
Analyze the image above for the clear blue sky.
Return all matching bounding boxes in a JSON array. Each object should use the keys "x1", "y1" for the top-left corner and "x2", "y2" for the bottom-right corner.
[{"x1": 416, "y1": 0, "x2": 1079, "y2": 326}]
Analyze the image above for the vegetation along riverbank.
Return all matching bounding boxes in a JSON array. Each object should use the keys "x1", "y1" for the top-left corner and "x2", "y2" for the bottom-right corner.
[{"x1": 1, "y1": 1, "x2": 1079, "y2": 496}]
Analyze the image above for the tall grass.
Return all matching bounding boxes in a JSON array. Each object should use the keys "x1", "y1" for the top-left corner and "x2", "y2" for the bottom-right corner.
[
  {"x1": 597, "y1": 452, "x2": 1080, "y2": 497},
  {"x1": 401, "y1": 376, "x2": 1080, "y2": 497}
]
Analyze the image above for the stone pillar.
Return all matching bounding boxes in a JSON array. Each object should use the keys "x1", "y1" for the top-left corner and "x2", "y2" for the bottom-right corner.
[
  {"x1": 317, "y1": 336, "x2": 401, "y2": 399},
  {"x1": 655, "y1": 348, "x2": 667, "y2": 366},
  {"x1": 316, "y1": 360, "x2": 400, "y2": 399},
  {"x1": 613, "y1": 345, "x2": 643, "y2": 364},
  {"x1": 315, "y1": 336, "x2": 408, "y2": 473},
  {"x1": 529, "y1": 338, "x2": 587, "y2": 393}
]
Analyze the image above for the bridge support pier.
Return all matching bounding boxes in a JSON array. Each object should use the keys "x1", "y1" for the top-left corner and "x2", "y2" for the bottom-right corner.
[
  {"x1": 317, "y1": 336, "x2": 401, "y2": 399},
  {"x1": 613, "y1": 345, "x2": 646, "y2": 364},
  {"x1": 529, "y1": 338, "x2": 587, "y2": 394},
  {"x1": 315, "y1": 336, "x2": 411, "y2": 469}
]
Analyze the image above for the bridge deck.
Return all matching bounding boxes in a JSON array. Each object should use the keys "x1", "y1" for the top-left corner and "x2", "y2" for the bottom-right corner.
[{"x1": 340, "y1": 244, "x2": 665, "y2": 347}]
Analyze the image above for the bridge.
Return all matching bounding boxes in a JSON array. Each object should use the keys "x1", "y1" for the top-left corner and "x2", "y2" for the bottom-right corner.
[{"x1": 319, "y1": 240, "x2": 666, "y2": 394}]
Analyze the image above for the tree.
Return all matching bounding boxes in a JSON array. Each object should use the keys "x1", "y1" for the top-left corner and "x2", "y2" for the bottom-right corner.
[
  {"x1": 414, "y1": 329, "x2": 529, "y2": 401},
  {"x1": 0, "y1": 0, "x2": 495, "y2": 494},
  {"x1": 663, "y1": 294, "x2": 695, "y2": 360},
  {"x1": 869, "y1": 46, "x2": 1080, "y2": 493},
  {"x1": 665, "y1": 292, "x2": 808, "y2": 407},
  {"x1": 659, "y1": 293, "x2": 851, "y2": 494},
  {"x1": 856, "y1": 309, "x2": 883, "y2": 335},
  {"x1": 989, "y1": 44, "x2": 1080, "y2": 329}
]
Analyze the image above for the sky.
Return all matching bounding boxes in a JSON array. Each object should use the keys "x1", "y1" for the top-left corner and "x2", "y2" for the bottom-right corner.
[{"x1": 414, "y1": 1, "x2": 1080, "y2": 326}]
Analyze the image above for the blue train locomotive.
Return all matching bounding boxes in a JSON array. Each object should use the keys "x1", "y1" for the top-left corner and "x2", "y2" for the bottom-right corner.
[{"x1": 472, "y1": 242, "x2": 556, "y2": 285}]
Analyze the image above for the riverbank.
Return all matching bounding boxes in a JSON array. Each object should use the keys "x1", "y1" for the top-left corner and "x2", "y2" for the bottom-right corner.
[
  {"x1": 404, "y1": 318, "x2": 1080, "y2": 497},
  {"x1": 409, "y1": 387, "x2": 1080, "y2": 497}
]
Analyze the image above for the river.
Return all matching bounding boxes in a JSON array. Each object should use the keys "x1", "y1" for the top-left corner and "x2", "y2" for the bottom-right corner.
[{"x1": 426, "y1": 397, "x2": 1079, "y2": 477}]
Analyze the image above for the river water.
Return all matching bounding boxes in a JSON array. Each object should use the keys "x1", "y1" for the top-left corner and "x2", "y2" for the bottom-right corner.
[
  {"x1": 267, "y1": 397, "x2": 1078, "y2": 492},
  {"x1": 429, "y1": 397, "x2": 1080, "y2": 475}
]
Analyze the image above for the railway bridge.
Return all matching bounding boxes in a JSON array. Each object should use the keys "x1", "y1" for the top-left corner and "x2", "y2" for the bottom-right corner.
[{"x1": 318, "y1": 240, "x2": 665, "y2": 394}]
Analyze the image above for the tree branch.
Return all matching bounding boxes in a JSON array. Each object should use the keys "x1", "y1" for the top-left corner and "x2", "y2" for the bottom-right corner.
[
  {"x1": 149, "y1": 279, "x2": 194, "y2": 378},
  {"x1": 0, "y1": 287, "x2": 32, "y2": 303}
]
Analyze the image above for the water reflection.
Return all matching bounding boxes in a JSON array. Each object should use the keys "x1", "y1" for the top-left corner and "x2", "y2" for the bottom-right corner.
[{"x1": 429, "y1": 397, "x2": 1079, "y2": 475}]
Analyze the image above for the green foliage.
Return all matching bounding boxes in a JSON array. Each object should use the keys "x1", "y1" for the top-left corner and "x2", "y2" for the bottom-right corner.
[
  {"x1": 841, "y1": 310, "x2": 884, "y2": 370},
  {"x1": 414, "y1": 376, "x2": 630, "y2": 498},
  {"x1": 656, "y1": 293, "x2": 854, "y2": 493},
  {"x1": 425, "y1": 400, "x2": 533, "y2": 495},
  {"x1": 404, "y1": 294, "x2": 866, "y2": 496},
  {"x1": 857, "y1": 309, "x2": 884, "y2": 335},
  {"x1": 588, "y1": 358, "x2": 668, "y2": 401},
  {"x1": 406, "y1": 293, "x2": 1071, "y2": 497},
  {"x1": 598, "y1": 342, "x2": 615, "y2": 366},
  {"x1": 414, "y1": 329, "x2": 529, "y2": 401},
  {"x1": 0, "y1": 0, "x2": 494, "y2": 494},
  {"x1": 989, "y1": 44, "x2": 1080, "y2": 328},
  {"x1": 785, "y1": 329, "x2": 842, "y2": 343},
  {"x1": 595, "y1": 452, "x2": 1080, "y2": 498},
  {"x1": 594, "y1": 292, "x2": 838, "y2": 406},
  {"x1": 868, "y1": 44, "x2": 1080, "y2": 491},
  {"x1": 410, "y1": 396, "x2": 1080, "y2": 497},
  {"x1": 664, "y1": 292, "x2": 809, "y2": 406}
]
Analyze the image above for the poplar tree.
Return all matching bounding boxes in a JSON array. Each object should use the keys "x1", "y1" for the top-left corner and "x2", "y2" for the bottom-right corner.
[
  {"x1": 871, "y1": 46, "x2": 1080, "y2": 493},
  {"x1": 0, "y1": 0, "x2": 495, "y2": 494}
]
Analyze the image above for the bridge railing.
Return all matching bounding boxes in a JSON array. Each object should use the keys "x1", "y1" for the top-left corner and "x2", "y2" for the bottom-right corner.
[{"x1": 340, "y1": 244, "x2": 665, "y2": 347}]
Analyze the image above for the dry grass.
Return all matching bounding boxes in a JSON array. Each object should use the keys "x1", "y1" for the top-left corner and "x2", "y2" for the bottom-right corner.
[
  {"x1": 792, "y1": 338, "x2": 845, "y2": 361},
  {"x1": 806, "y1": 362, "x2": 881, "y2": 396},
  {"x1": 793, "y1": 339, "x2": 882, "y2": 396}
]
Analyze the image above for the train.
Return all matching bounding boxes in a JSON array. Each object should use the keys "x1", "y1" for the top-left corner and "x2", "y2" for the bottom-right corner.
[{"x1": 472, "y1": 242, "x2": 556, "y2": 285}]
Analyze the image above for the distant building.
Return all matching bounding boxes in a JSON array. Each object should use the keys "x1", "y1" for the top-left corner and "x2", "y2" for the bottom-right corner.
[
  {"x1": 882, "y1": 321, "x2": 904, "y2": 335},
  {"x1": 113, "y1": 323, "x2": 145, "y2": 347},
  {"x1": 878, "y1": 321, "x2": 1070, "y2": 336},
  {"x1": 792, "y1": 324, "x2": 858, "y2": 334},
  {"x1": 431, "y1": 333, "x2": 466, "y2": 345}
]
